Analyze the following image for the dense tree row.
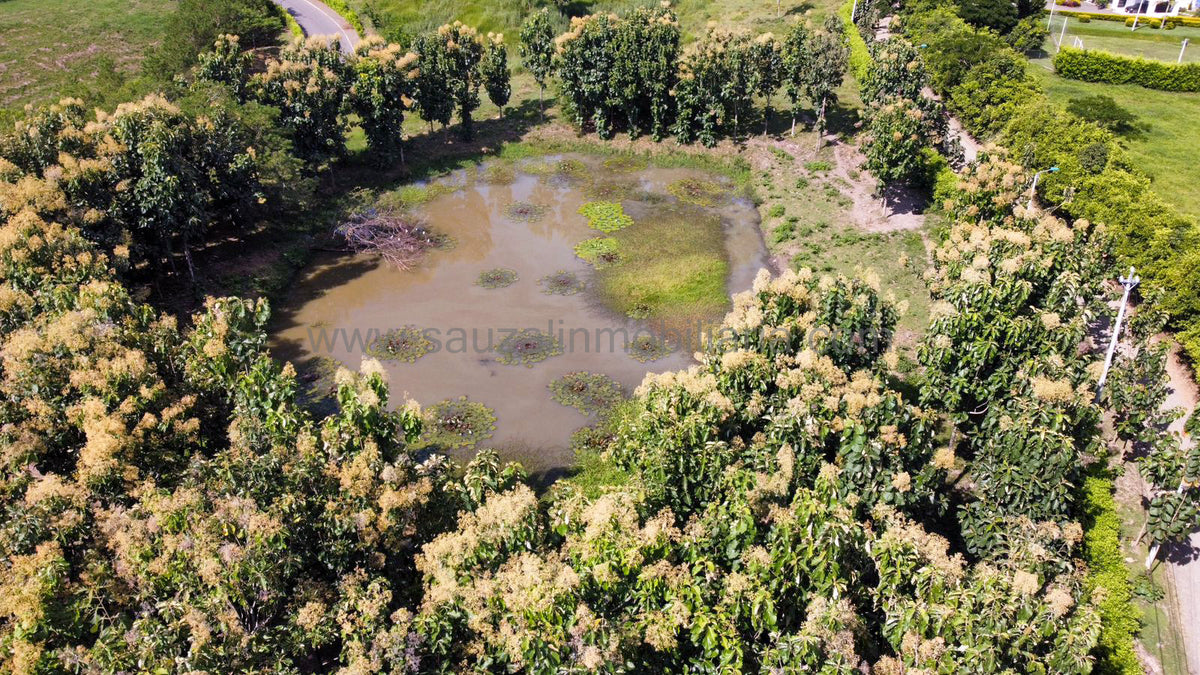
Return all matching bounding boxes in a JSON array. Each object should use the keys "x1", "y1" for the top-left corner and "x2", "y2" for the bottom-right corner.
[{"x1": 543, "y1": 7, "x2": 850, "y2": 146}]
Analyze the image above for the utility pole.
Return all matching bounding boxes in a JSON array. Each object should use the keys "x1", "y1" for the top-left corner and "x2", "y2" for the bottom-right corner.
[
  {"x1": 1027, "y1": 166, "x2": 1059, "y2": 210},
  {"x1": 1180, "y1": 38, "x2": 1190, "y2": 63},
  {"x1": 1096, "y1": 267, "x2": 1141, "y2": 400}
]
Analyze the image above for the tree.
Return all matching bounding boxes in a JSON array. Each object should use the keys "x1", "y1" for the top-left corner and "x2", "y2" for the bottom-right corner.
[
  {"x1": 805, "y1": 18, "x2": 849, "y2": 148},
  {"x1": 252, "y1": 36, "x2": 350, "y2": 166},
  {"x1": 672, "y1": 28, "x2": 758, "y2": 145},
  {"x1": 410, "y1": 31, "x2": 455, "y2": 132},
  {"x1": 350, "y1": 37, "x2": 419, "y2": 162},
  {"x1": 519, "y1": 9, "x2": 556, "y2": 119},
  {"x1": 781, "y1": 22, "x2": 812, "y2": 136},
  {"x1": 861, "y1": 39, "x2": 927, "y2": 106},
  {"x1": 959, "y1": 0, "x2": 1020, "y2": 34},
  {"x1": 481, "y1": 33, "x2": 511, "y2": 116},
  {"x1": 748, "y1": 33, "x2": 783, "y2": 134},
  {"x1": 862, "y1": 97, "x2": 933, "y2": 191},
  {"x1": 195, "y1": 34, "x2": 252, "y2": 100},
  {"x1": 438, "y1": 22, "x2": 485, "y2": 140},
  {"x1": 145, "y1": 0, "x2": 284, "y2": 81}
]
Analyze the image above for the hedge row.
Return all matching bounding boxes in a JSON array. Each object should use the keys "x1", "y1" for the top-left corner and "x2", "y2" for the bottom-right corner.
[
  {"x1": 840, "y1": 0, "x2": 873, "y2": 82},
  {"x1": 1054, "y1": 46, "x2": 1200, "y2": 92},
  {"x1": 1080, "y1": 474, "x2": 1143, "y2": 675}
]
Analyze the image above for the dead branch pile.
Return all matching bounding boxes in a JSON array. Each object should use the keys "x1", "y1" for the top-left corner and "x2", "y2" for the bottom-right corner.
[{"x1": 336, "y1": 208, "x2": 443, "y2": 269}]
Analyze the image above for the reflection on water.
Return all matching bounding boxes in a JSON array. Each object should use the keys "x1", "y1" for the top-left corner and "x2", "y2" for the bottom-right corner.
[{"x1": 270, "y1": 155, "x2": 768, "y2": 473}]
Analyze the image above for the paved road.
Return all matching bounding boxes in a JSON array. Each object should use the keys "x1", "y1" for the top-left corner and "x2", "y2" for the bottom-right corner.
[{"x1": 275, "y1": 0, "x2": 360, "y2": 53}]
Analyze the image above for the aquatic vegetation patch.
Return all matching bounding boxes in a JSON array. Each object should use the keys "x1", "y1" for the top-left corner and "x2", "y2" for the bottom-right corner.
[
  {"x1": 550, "y1": 371, "x2": 625, "y2": 415},
  {"x1": 495, "y1": 328, "x2": 564, "y2": 366},
  {"x1": 503, "y1": 201, "x2": 549, "y2": 222},
  {"x1": 379, "y1": 182, "x2": 457, "y2": 210},
  {"x1": 603, "y1": 155, "x2": 649, "y2": 172},
  {"x1": 578, "y1": 201, "x2": 633, "y2": 232},
  {"x1": 584, "y1": 178, "x2": 637, "y2": 201},
  {"x1": 539, "y1": 270, "x2": 585, "y2": 296},
  {"x1": 573, "y1": 237, "x2": 621, "y2": 268},
  {"x1": 422, "y1": 397, "x2": 496, "y2": 448},
  {"x1": 479, "y1": 162, "x2": 516, "y2": 185},
  {"x1": 366, "y1": 326, "x2": 434, "y2": 363},
  {"x1": 667, "y1": 177, "x2": 728, "y2": 207},
  {"x1": 476, "y1": 267, "x2": 519, "y2": 288},
  {"x1": 626, "y1": 335, "x2": 676, "y2": 363}
]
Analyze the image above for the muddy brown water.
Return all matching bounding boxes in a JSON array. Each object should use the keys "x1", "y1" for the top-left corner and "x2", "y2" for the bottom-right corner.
[{"x1": 270, "y1": 155, "x2": 768, "y2": 475}]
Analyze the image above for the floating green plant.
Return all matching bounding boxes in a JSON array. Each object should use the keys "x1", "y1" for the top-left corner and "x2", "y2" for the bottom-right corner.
[
  {"x1": 476, "y1": 267, "x2": 519, "y2": 288},
  {"x1": 479, "y1": 162, "x2": 516, "y2": 185},
  {"x1": 495, "y1": 328, "x2": 563, "y2": 366},
  {"x1": 603, "y1": 155, "x2": 649, "y2": 172},
  {"x1": 578, "y1": 201, "x2": 633, "y2": 232},
  {"x1": 550, "y1": 371, "x2": 625, "y2": 415},
  {"x1": 539, "y1": 270, "x2": 585, "y2": 296},
  {"x1": 667, "y1": 178, "x2": 728, "y2": 207},
  {"x1": 503, "y1": 201, "x2": 549, "y2": 222},
  {"x1": 584, "y1": 178, "x2": 637, "y2": 201},
  {"x1": 573, "y1": 237, "x2": 621, "y2": 268},
  {"x1": 379, "y1": 182, "x2": 457, "y2": 210},
  {"x1": 366, "y1": 326, "x2": 434, "y2": 363},
  {"x1": 554, "y1": 158, "x2": 587, "y2": 180},
  {"x1": 422, "y1": 397, "x2": 496, "y2": 448},
  {"x1": 626, "y1": 335, "x2": 675, "y2": 363}
]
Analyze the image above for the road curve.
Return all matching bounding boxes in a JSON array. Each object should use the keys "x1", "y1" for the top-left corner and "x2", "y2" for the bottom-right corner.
[{"x1": 275, "y1": 0, "x2": 361, "y2": 53}]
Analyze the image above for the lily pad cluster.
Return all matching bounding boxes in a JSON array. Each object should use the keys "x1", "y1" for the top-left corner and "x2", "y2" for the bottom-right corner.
[
  {"x1": 476, "y1": 267, "x2": 519, "y2": 288},
  {"x1": 578, "y1": 201, "x2": 633, "y2": 232},
  {"x1": 539, "y1": 270, "x2": 586, "y2": 295},
  {"x1": 503, "y1": 201, "x2": 549, "y2": 222},
  {"x1": 667, "y1": 177, "x2": 728, "y2": 207},
  {"x1": 365, "y1": 326, "x2": 434, "y2": 363},
  {"x1": 573, "y1": 237, "x2": 621, "y2": 268},
  {"x1": 495, "y1": 328, "x2": 564, "y2": 366},
  {"x1": 422, "y1": 397, "x2": 496, "y2": 449},
  {"x1": 550, "y1": 371, "x2": 625, "y2": 415},
  {"x1": 626, "y1": 334, "x2": 675, "y2": 363}
]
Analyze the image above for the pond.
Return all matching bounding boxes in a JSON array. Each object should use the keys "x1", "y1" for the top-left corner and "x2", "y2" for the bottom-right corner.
[{"x1": 270, "y1": 154, "x2": 768, "y2": 475}]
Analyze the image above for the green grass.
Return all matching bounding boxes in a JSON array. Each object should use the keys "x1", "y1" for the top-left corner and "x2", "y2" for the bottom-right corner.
[
  {"x1": 1043, "y1": 16, "x2": 1200, "y2": 63},
  {"x1": 0, "y1": 0, "x2": 173, "y2": 115},
  {"x1": 1027, "y1": 63, "x2": 1200, "y2": 219},
  {"x1": 594, "y1": 205, "x2": 730, "y2": 338}
]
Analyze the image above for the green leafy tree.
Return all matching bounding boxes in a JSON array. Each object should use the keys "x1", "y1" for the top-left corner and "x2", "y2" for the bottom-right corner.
[
  {"x1": 145, "y1": 0, "x2": 284, "y2": 80},
  {"x1": 481, "y1": 33, "x2": 511, "y2": 116},
  {"x1": 781, "y1": 22, "x2": 812, "y2": 136},
  {"x1": 959, "y1": 0, "x2": 1019, "y2": 34},
  {"x1": 862, "y1": 97, "x2": 933, "y2": 191},
  {"x1": 350, "y1": 37, "x2": 419, "y2": 162},
  {"x1": 748, "y1": 33, "x2": 783, "y2": 134},
  {"x1": 410, "y1": 31, "x2": 455, "y2": 131},
  {"x1": 252, "y1": 36, "x2": 350, "y2": 166},
  {"x1": 805, "y1": 18, "x2": 849, "y2": 148},
  {"x1": 438, "y1": 22, "x2": 485, "y2": 140},
  {"x1": 195, "y1": 34, "x2": 252, "y2": 100},
  {"x1": 519, "y1": 9, "x2": 556, "y2": 119},
  {"x1": 861, "y1": 39, "x2": 927, "y2": 106},
  {"x1": 673, "y1": 28, "x2": 758, "y2": 145}
]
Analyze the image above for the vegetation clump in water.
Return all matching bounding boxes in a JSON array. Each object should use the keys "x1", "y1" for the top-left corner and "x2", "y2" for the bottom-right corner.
[
  {"x1": 479, "y1": 162, "x2": 516, "y2": 184},
  {"x1": 502, "y1": 201, "x2": 549, "y2": 222},
  {"x1": 578, "y1": 201, "x2": 633, "y2": 232},
  {"x1": 573, "y1": 237, "x2": 621, "y2": 268},
  {"x1": 584, "y1": 178, "x2": 637, "y2": 201},
  {"x1": 550, "y1": 371, "x2": 625, "y2": 415},
  {"x1": 476, "y1": 267, "x2": 519, "y2": 288},
  {"x1": 603, "y1": 155, "x2": 649, "y2": 172},
  {"x1": 495, "y1": 328, "x2": 564, "y2": 366},
  {"x1": 539, "y1": 270, "x2": 585, "y2": 295},
  {"x1": 366, "y1": 326, "x2": 435, "y2": 362},
  {"x1": 667, "y1": 177, "x2": 728, "y2": 207},
  {"x1": 422, "y1": 396, "x2": 497, "y2": 448},
  {"x1": 337, "y1": 209, "x2": 449, "y2": 269},
  {"x1": 627, "y1": 334, "x2": 675, "y2": 362}
]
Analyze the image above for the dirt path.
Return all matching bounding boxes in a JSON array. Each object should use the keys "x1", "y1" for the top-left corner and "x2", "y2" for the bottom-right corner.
[{"x1": 1160, "y1": 342, "x2": 1200, "y2": 675}]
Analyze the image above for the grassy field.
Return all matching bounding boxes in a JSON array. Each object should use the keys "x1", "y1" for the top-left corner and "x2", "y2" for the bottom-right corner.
[
  {"x1": 1044, "y1": 15, "x2": 1200, "y2": 62},
  {"x1": 350, "y1": 0, "x2": 841, "y2": 43},
  {"x1": 1027, "y1": 54, "x2": 1200, "y2": 219},
  {"x1": 0, "y1": 0, "x2": 172, "y2": 114}
]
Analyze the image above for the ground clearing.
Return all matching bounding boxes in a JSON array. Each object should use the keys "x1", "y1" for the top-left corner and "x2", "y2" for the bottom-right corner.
[{"x1": 0, "y1": 0, "x2": 171, "y2": 114}]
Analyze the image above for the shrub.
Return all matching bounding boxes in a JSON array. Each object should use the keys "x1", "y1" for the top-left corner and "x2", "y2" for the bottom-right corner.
[
  {"x1": 1054, "y1": 47, "x2": 1200, "y2": 93},
  {"x1": 1080, "y1": 474, "x2": 1143, "y2": 674},
  {"x1": 1078, "y1": 15, "x2": 1092, "y2": 22}
]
